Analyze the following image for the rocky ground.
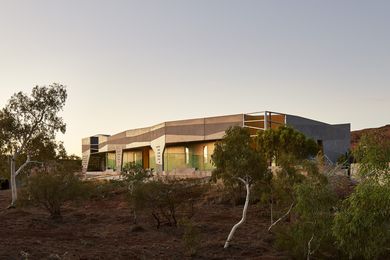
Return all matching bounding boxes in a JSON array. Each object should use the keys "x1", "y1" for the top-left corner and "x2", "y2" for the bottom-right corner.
[{"x1": 0, "y1": 189, "x2": 288, "y2": 260}]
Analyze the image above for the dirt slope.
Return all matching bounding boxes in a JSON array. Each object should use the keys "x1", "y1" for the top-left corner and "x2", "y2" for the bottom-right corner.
[
  {"x1": 0, "y1": 190, "x2": 287, "y2": 260},
  {"x1": 351, "y1": 124, "x2": 390, "y2": 149}
]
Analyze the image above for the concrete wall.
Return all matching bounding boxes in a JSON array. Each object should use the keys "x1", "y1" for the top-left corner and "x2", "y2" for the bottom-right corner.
[
  {"x1": 82, "y1": 114, "x2": 243, "y2": 173},
  {"x1": 286, "y1": 115, "x2": 350, "y2": 162}
]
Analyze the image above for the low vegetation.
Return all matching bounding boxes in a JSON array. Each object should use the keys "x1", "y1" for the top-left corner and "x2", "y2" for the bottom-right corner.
[
  {"x1": 333, "y1": 181, "x2": 390, "y2": 259},
  {"x1": 273, "y1": 131, "x2": 390, "y2": 259},
  {"x1": 179, "y1": 217, "x2": 201, "y2": 256},
  {"x1": 129, "y1": 177, "x2": 205, "y2": 229},
  {"x1": 1, "y1": 119, "x2": 389, "y2": 258},
  {"x1": 275, "y1": 178, "x2": 339, "y2": 258},
  {"x1": 19, "y1": 164, "x2": 88, "y2": 220}
]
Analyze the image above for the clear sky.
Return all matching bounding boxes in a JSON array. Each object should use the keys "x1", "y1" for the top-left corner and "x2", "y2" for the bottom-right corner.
[{"x1": 0, "y1": 0, "x2": 389, "y2": 156}]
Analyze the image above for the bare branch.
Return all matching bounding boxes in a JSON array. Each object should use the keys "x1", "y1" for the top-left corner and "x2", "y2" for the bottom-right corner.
[
  {"x1": 307, "y1": 234, "x2": 314, "y2": 260},
  {"x1": 14, "y1": 156, "x2": 42, "y2": 177},
  {"x1": 268, "y1": 201, "x2": 294, "y2": 232},
  {"x1": 236, "y1": 176, "x2": 246, "y2": 185}
]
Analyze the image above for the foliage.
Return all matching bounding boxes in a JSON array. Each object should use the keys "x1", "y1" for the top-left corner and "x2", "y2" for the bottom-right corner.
[
  {"x1": 333, "y1": 181, "x2": 390, "y2": 259},
  {"x1": 0, "y1": 154, "x2": 9, "y2": 180},
  {"x1": 0, "y1": 84, "x2": 67, "y2": 155},
  {"x1": 0, "y1": 84, "x2": 68, "y2": 205},
  {"x1": 121, "y1": 162, "x2": 153, "y2": 223},
  {"x1": 0, "y1": 139, "x2": 75, "y2": 181},
  {"x1": 353, "y1": 132, "x2": 390, "y2": 182},
  {"x1": 121, "y1": 162, "x2": 153, "y2": 187},
  {"x1": 179, "y1": 217, "x2": 201, "y2": 256},
  {"x1": 276, "y1": 178, "x2": 339, "y2": 258},
  {"x1": 219, "y1": 182, "x2": 248, "y2": 206},
  {"x1": 272, "y1": 126, "x2": 390, "y2": 259},
  {"x1": 331, "y1": 131, "x2": 390, "y2": 259},
  {"x1": 257, "y1": 125, "x2": 319, "y2": 166},
  {"x1": 211, "y1": 126, "x2": 271, "y2": 248},
  {"x1": 20, "y1": 164, "x2": 87, "y2": 219},
  {"x1": 130, "y1": 178, "x2": 205, "y2": 228},
  {"x1": 211, "y1": 126, "x2": 270, "y2": 186},
  {"x1": 87, "y1": 179, "x2": 126, "y2": 199},
  {"x1": 336, "y1": 149, "x2": 354, "y2": 166},
  {"x1": 255, "y1": 126, "x2": 321, "y2": 234}
]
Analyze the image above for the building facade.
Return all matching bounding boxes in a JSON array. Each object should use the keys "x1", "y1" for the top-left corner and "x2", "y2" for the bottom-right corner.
[{"x1": 82, "y1": 111, "x2": 350, "y2": 175}]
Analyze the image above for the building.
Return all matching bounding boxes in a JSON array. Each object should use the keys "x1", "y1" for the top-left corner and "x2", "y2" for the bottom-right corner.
[{"x1": 81, "y1": 111, "x2": 350, "y2": 176}]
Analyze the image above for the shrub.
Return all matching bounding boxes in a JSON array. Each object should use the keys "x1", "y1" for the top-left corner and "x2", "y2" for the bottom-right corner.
[
  {"x1": 130, "y1": 177, "x2": 205, "y2": 228},
  {"x1": 333, "y1": 181, "x2": 390, "y2": 259},
  {"x1": 179, "y1": 217, "x2": 201, "y2": 256},
  {"x1": 276, "y1": 179, "x2": 339, "y2": 258},
  {"x1": 20, "y1": 165, "x2": 87, "y2": 219},
  {"x1": 121, "y1": 162, "x2": 153, "y2": 193},
  {"x1": 121, "y1": 163, "x2": 153, "y2": 224},
  {"x1": 87, "y1": 179, "x2": 126, "y2": 199},
  {"x1": 353, "y1": 132, "x2": 390, "y2": 182}
]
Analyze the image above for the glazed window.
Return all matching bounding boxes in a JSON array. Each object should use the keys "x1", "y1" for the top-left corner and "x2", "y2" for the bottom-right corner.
[
  {"x1": 185, "y1": 147, "x2": 190, "y2": 164},
  {"x1": 203, "y1": 146, "x2": 208, "y2": 163}
]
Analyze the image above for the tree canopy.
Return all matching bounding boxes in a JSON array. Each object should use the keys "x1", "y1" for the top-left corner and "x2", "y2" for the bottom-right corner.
[
  {"x1": 211, "y1": 126, "x2": 270, "y2": 248},
  {"x1": 353, "y1": 131, "x2": 390, "y2": 182},
  {"x1": 331, "y1": 131, "x2": 390, "y2": 259},
  {"x1": 333, "y1": 181, "x2": 390, "y2": 259},
  {"x1": 0, "y1": 84, "x2": 68, "y2": 205},
  {"x1": 0, "y1": 84, "x2": 67, "y2": 156},
  {"x1": 211, "y1": 126, "x2": 269, "y2": 186},
  {"x1": 257, "y1": 125, "x2": 319, "y2": 166}
]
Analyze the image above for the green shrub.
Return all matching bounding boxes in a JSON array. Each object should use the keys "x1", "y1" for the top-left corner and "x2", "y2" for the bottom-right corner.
[
  {"x1": 179, "y1": 217, "x2": 201, "y2": 256},
  {"x1": 121, "y1": 163, "x2": 153, "y2": 224},
  {"x1": 353, "y1": 132, "x2": 390, "y2": 182},
  {"x1": 20, "y1": 165, "x2": 88, "y2": 219},
  {"x1": 333, "y1": 181, "x2": 390, "y2": 259},
  {"x1": 130, "y1": 178, "x2": 205, "y2": 228},
  {"x1": 87, "y1": 179, "x2": 126, "y2": 199},
  {"x1": 276, "y1": 179, "x2": 339, "y2": 258}
]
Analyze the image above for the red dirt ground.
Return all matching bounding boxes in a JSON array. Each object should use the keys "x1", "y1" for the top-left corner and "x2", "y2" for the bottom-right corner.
[{"x1": 0, "y1": 189, "x2": 288, "y2": 260}]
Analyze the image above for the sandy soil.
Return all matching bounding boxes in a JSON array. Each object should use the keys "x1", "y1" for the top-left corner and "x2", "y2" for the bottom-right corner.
[{"x1": 0, "y1": 188, "x2": 290, "y2": 260}]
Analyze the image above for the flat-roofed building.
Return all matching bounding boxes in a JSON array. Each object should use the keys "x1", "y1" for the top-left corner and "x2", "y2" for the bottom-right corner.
[{"x1": 82, "y1": 111, "x2": 350, "y2": 176}]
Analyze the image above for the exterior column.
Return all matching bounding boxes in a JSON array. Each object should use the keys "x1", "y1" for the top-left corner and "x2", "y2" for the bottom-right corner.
[
  {"x1": 81, "y1": 151, "x2": 90, "y2": 173},
  {"x1": 151, "y1": 135, "x2": 166, "y2": 173},
  {"x1": 115, "y1": 146, "x2": 123, "y2": 173},
  {"x1": 81, "y1": 137, "x2": 91, "y2": 173}
]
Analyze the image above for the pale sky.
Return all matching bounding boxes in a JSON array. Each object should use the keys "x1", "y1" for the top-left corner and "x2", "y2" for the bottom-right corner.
[{"x1": 0, "y1": 0, "x2": 389, "y2": 156}]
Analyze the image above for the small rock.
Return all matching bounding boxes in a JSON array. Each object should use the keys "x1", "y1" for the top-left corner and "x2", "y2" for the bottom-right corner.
[{"x1": 130, "y1": 225, "x2": 145, "y2": 232}]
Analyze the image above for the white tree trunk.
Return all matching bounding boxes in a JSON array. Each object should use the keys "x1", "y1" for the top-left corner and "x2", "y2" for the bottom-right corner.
[
  {"x1": 9, "y1": 154, "x2": 36, "y2": 207},
  {"x1": 270, "y1": 191, "x2": 274, "y2": 225},
  {"x1": 224, "y1": 177, "x2": 250, "y2": 249},
  {"x1": 307, "y1": 234, "x2": 314, "y2": 260},
  {"x1": 268, "y1": 201, "x2": 294, "y2": 232},
  {"x1": 10, "y1": 156, "x2": 17, "y2": 207}
]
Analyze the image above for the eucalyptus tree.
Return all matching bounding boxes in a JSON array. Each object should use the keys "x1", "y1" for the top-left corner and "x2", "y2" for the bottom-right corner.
[
  {"x1": 353, "y1": 131, "x2": 390, "y2": 182},
  {"x1": 333, "y1": 181, "x2": 390, "y2": 259},
  {"x1": 212, "y1": 126, "x2": 270, "y2": 248},
  {"x1": 332, "y1": 132, "x2": 390, "y2": 259},
  {"x1": 257, "y1": 125, "x2": 319, "y2": 166},
  {"x1": 257, "y1": 126, "x2": 320, "y2": 231},
  {"x1": 0, "y1": 84, "x2": 67, "y2": 207}
]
